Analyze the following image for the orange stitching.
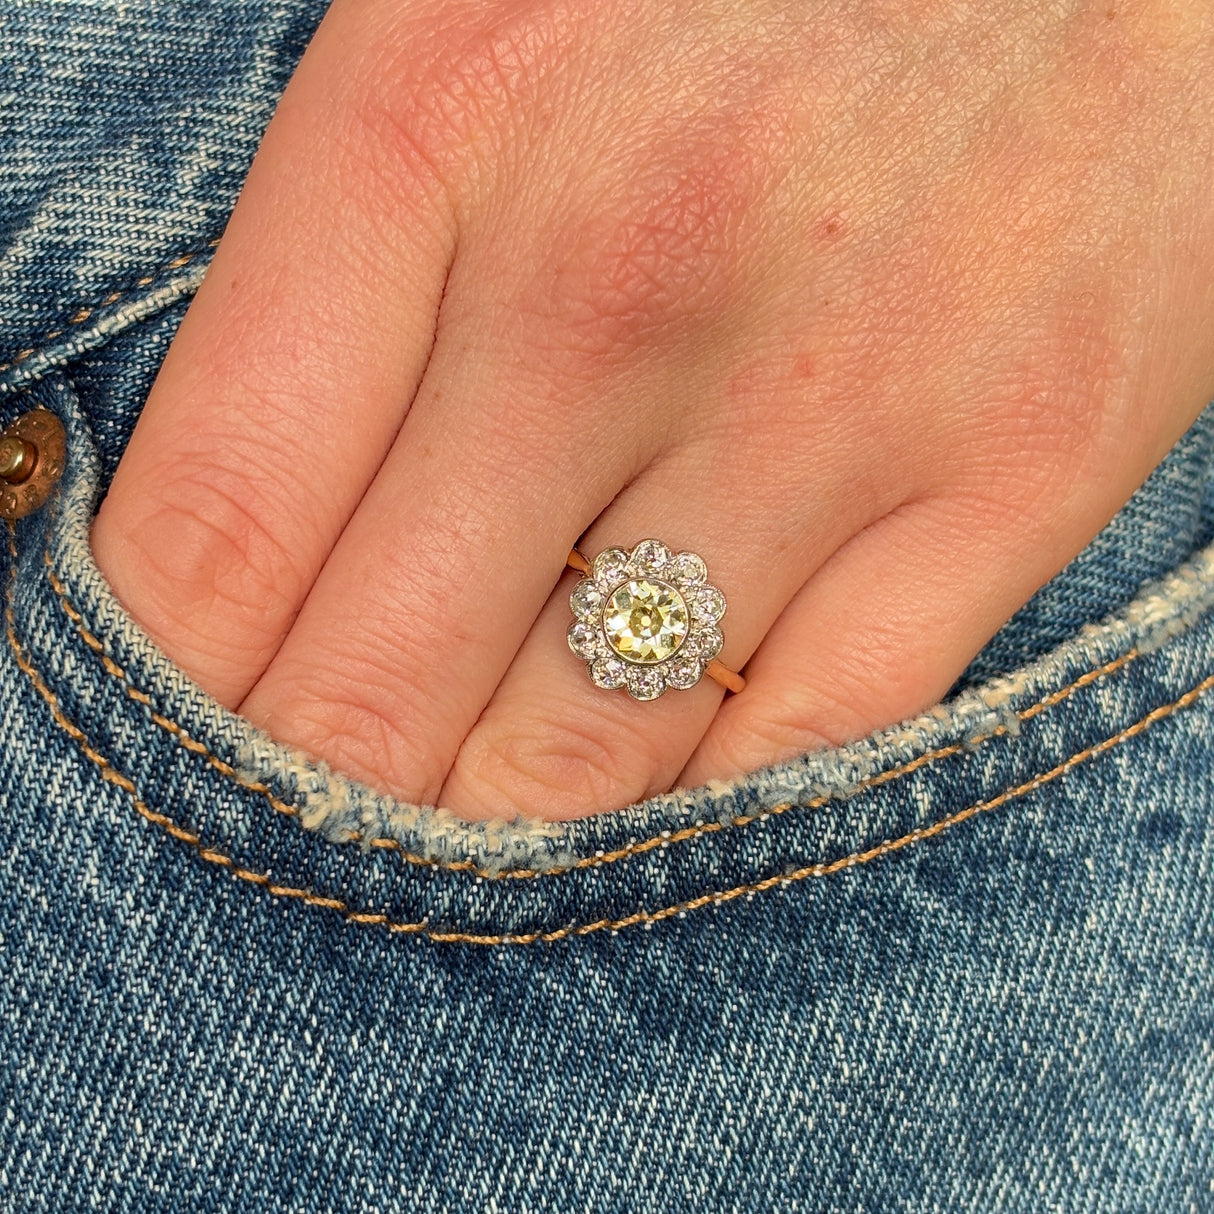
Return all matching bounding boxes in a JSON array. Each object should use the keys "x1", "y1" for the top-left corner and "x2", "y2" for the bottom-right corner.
[
  {"x1": 45, "y1": 546, "x2": 1144, "y2": 879},
  {"x1": 0, "y1": 238, "x2": 222, "y2": 376},
  {"x1": 44, "y1": 554, "x2": 517, "y2": 875},
  {"x1": 11, "y1": 523, "x2": 1214, "y2": 943}
]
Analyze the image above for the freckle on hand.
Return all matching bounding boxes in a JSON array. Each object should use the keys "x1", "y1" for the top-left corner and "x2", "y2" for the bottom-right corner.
[{"x1": 814, "y1": 212, "x2": 846, "y2": 242}]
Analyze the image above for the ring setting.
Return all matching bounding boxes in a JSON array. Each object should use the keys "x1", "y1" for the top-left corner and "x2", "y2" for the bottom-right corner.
[{"x1": 566, "y1": 539, "x2": 732, "y2": 700}]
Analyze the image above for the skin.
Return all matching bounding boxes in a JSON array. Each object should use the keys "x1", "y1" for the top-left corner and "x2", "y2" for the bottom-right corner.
[{"x1": 90, "y1": 0, "x2": 1214, "y2": 821}]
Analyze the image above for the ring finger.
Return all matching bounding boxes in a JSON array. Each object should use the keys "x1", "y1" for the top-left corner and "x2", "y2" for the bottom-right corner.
[{"x1": 436, "y1": 436, "x2": 893, "y2": 820}]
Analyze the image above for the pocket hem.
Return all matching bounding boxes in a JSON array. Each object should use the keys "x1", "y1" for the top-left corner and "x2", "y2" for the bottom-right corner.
[{"x1": 11, "y1": 526, "x2": 1214, "y2": 944}]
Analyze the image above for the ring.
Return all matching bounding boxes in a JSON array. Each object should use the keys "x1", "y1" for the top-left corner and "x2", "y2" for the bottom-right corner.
[{"x1": 565, "y1": 539, "x2": 746, "y2": 700}]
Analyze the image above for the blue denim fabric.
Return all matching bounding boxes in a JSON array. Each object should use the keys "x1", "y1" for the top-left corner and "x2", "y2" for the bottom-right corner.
[{"x1": 3, "y1": 4, "x2": 1213, "y2": 1212}]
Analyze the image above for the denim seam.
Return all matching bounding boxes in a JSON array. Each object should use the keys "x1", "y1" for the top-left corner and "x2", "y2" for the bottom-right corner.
[
  {"x1": 0, "y1": 237, "x2": 221, "y2": 376},
  {"x1": 10, "y1": 523, "x2": 1214, "y2": 943},
  {"x1": 43, "y1": 547, "x2": 1144, "y2": 880}
]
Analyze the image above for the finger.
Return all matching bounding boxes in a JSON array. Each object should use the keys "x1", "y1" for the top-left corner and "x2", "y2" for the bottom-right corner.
[
  {"x1": 234, "y1": 321, "x2": 663, "y2": 807},
  {"x1": 90, "y1": 0, "x2": 458, "y2": 706},
  {"x1": 673, "y1": 484, "x2": 1144, "y2": 789},
  {"x1": 433, "y1": 442, "x2": 886, "y2": 820}
]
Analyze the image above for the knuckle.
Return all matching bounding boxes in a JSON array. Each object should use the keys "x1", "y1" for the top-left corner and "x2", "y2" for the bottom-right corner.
[
  {"x1": 956, "y1": 318, "x2": 1132, "y2": 520},
  {"x1": 456, "y1": 705, "x2": 660, "y2": 814},
  {"x1": 283, "y1": 689, "x2": 434, "y2": 803},
  {"x1": 268, "y1": 621, "x2": 485, "y2": 805},
  {"x1": 516, "y1": 144, "x2": 757, "y2": 364},
  {"x1": 116, "y1": 453, "x2": 310, "y2": 661},
  {"x1": 345, "y1": 78, "x2": 467, "y2": 203},
  {"x1": 510, "y1": 104, "x2": 780, "y2": 367},
  {"x1": 708, "y1": 695, "x2": 835, "y2": 778},
  {"x1": 349, "y1": 1, "x2": 583, "y2": 187}
]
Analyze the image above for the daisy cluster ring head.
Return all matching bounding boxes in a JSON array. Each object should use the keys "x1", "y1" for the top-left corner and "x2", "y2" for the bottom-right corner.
[{"x1": 567, "y1": 539, "x2": 727, "y2": 700}]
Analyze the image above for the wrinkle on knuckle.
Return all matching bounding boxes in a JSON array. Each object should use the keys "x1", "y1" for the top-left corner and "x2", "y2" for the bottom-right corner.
[
  {"x1": 282, "y1": 689, "x2": 438, "y2": 805},
  {"x1": 349, "y1": 0, "x2": 599, "y2": 189},
  {"x1": 956, "y1": 324, "x2": 1131, "y2": 517},
  {"x1": 709, "y1": 694, "x2": 835, "y2": 778},
  {"x1": 116, "y1": 457, "x2": 311, "y2": 658},
  {"x1": 333, "y1": 102, "x2": 459, "y2": 242},
  {"x1": 346, "y1": 81, "x2": 471, "y2": 206},
  {"x1": 272, "y1": 611, "x2": 489, "y2": 782},
  {"x1": 512, "y1": 118, "x2": 773, "y2": 367},
  {"x1": 455, "y1": 706, "x2": 657, "y2": 814}
]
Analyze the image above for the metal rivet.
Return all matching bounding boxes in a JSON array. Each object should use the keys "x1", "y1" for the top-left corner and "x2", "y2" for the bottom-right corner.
[
  {"x1": 0, "y1": 437, "x2": 37, "y2": 485},
  {"x1": 0, "y1": 410, "x2": 66, "y2": 520}
]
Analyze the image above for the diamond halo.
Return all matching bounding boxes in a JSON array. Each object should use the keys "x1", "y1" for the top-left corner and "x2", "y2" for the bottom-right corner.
[{"x1": 567, "y1": 539, "x2": 729, "y2": 701}]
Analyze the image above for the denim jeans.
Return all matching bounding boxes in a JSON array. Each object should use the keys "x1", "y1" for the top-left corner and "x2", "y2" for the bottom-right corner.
[{"x1": 3, "y1": 3, "x2": 1213, "y2": 1212}]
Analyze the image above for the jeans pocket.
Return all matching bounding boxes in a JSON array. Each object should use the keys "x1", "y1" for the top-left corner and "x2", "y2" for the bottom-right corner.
[{"x1": 5, "y1": 370, "x2": 1214, "y2": 947}]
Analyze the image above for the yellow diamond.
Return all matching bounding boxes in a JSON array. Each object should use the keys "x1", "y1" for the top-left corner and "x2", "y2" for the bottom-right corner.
[{"x1": 602, "y1": 579, "x2": 689, "y2": 664}]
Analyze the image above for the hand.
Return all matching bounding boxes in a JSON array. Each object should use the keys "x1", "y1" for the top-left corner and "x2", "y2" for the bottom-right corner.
[{"x1": 91, "y1": 0, "x2": 1214, "y2": 820}]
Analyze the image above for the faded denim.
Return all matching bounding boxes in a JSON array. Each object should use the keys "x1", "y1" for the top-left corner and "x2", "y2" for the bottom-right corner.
[{"x1": 2, "y1": 3, "x2": 1213, "y2": 1212}]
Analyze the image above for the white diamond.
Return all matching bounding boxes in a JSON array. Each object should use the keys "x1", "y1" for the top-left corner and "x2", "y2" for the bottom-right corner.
[
  {"x1": 570, "y1": 578, "x2": 604, "y2": 620},
  {"x1": 691, "y1": 585, "x2": 726, "y2": 624},
  {"x1": 567, "y1": 621, "x2": 601, "y2": 659},
  {"x1": 664, "y1": 655, "x2": 703, "y2": 690},
  {"x1": 694, "y1": 625, "x2": 724, "y2": 660},
  {"x1": 592, "y1": 547, "x2": 631, "y2": 591},
  {"x1": 590, "y1": 656, "x2": 628, "y2": 689},
  {"x1": 669, "y1": 551, "x2": 708, "y2": 586},
  {"x1": 625, "y1": 666, "x2": 666, "y2": 701},
  {"x1": 629, "y1": 539, "x2": 672, "y2": 576}
]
